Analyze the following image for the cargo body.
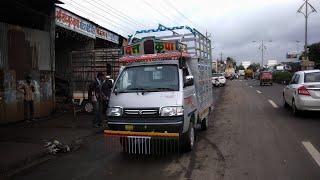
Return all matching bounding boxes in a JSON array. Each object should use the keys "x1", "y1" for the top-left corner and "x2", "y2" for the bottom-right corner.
[
  {"x1": 260, "y1": 71, "x2": 273, "y2": 86},
  {"x1": 106, "y1": 25, "x2": 213, "y2": 153}
]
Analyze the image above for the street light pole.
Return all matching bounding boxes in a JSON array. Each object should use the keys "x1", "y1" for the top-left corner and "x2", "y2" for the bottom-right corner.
[{"x1": 297, "y1": 0, "x2": 317, "y2": 60}]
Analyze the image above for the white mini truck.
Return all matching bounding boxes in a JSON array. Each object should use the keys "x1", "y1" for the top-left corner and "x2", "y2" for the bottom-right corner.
[{"x1": 105, "y1": 25, "x2": 213, "y2": 154}]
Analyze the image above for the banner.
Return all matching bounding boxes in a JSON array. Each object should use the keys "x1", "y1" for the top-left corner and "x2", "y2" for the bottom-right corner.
[
  {"x1": 96, "y1": 27, "x2": 119, "y2": 44},
  {"x1": 55, "y1": 7, "x2": 119, "y2": 44}
]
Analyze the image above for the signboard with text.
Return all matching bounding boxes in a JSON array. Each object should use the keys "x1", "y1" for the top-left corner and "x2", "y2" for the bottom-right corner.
[
  {"x1": 123, "y1": 37, "x2": 179, "y2": 56},
  {"x1": 286, "y1": 51, "x2": 299, "y2": 59},
  {"x1": 55, "y1": 7, "x2": 119, "y2": 44},
  {"x1": 96, "y1": 27, "x2": 119, "y2": 44}
]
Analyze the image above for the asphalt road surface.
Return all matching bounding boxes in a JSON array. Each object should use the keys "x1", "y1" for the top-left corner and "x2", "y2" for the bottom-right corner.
[{"x1": 14, "y1": 80, "x2": 320, "y2": 180}]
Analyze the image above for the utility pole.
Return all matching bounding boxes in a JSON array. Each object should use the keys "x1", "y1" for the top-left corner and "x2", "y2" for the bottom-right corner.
[
  {"x1": 253, "y1": 40, "x2": 272, "y2": 67},
  {"x1": 296, "y1": 40, "x2": 301, "y2": 53},
  {"x1": 297, "y1": 0, "x2": 317, "y2": 60},
  {"x1": 260, "y1": 40, "x2": 265, "y2": 67},
  {"x1": 296, "y1": 40, "x2": 301, "y2": 61}
]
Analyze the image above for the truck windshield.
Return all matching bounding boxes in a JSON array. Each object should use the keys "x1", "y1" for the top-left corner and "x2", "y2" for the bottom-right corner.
[{"x1": 114, "y1": 65, "x2": 179, "y2": 93}]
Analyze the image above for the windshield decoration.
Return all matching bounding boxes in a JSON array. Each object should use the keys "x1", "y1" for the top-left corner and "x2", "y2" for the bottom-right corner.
[{"x1": 120, "y1": 52, "x2": 190, "y2": 63}]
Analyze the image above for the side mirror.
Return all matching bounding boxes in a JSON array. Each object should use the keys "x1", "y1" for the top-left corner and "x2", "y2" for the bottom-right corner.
[{"x1": 184, "y1": 75, "x2": 194, "y2": 87}]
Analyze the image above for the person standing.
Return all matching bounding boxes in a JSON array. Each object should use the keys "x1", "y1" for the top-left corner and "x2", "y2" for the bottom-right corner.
[
  {"x1": 89, "y1": 72, "x2": 106, "y2": 128},
  {"x1": 101, "y1": 75, "x2": 113, "y2": 124},
  {"x1": 102, "y1": 75, "x2": 113, "y2": 105},
  {"x1": 18, "y1": 75, "x2": 35, "y2": 122}
]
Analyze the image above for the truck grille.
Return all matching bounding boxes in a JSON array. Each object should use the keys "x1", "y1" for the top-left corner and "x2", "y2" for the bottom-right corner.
[{"x1": 123, "y1": 108, "x2": 159, "y2": 117}]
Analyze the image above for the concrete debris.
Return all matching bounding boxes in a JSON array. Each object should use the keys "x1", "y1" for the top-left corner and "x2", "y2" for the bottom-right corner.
[{"x1": 44, "y1": 140, "x2": 71, "y2": 154}]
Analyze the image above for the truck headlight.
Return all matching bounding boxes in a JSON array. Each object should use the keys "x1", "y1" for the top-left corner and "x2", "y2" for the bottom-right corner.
[
  {"x1": 107, "y1": 107, "x2": 122, "y2": 117},
  {"x1": 160, "y1": 106, "x2": 184, "y2": 116}
]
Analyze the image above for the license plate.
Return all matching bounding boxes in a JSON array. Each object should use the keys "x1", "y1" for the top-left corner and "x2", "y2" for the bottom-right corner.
[{"x1": 125, "y1": 125, "x2": 134, "y2": 131}]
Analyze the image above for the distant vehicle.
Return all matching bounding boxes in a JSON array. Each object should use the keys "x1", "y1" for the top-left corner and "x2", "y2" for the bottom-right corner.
[
  {"x1": 238, "y1": 70, "x2": 245, "y2": 76},
  {"x1": 212, "y1": 73, "x2": 226, "y2": 86},
  {"x1": 260, "y1": 71, "x2": 273, "y2": 86},
  {"x1": 225, "y1": 67, "x2": 235, "y2": 79},
  {"x1": 244, "y1": 69, "x2": 254, "y2": 79},
  {"x1": 232, "y1": 73, "x2": 239, "y2": 79},
  {"x1": 255, "y1": 71, "x2": 261, "y2": 80},
  {"x1": 283, "y1": 70, "x2": 320, "y2": 115}
]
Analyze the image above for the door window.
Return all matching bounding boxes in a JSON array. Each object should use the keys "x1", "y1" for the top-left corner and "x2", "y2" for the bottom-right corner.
[{"x1": 290, "y1": 74, "x2": 300, "y2": 84}]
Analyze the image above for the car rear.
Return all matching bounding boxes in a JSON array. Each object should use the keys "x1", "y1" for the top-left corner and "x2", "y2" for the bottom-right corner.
[
  {"x1": 219, "y1": 75, "x2": 226, "y2": 85},
  {"x1": 295, "y1": 71, "x2": 320, "y2": 111}
]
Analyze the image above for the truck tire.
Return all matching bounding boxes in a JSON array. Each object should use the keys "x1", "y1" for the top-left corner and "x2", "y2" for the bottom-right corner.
[
  {"x1": 181, "y1": 122, "x2": 195, "y2": 152},
  {"x1": 201, "y1": 118, "x2": 209, "y2": 131}
]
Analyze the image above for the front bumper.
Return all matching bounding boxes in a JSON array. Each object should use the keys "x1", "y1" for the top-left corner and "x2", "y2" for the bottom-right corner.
[
  {"x1": 296, "y1": 95, "x2": 320, "y2": 111},
  {"x1": 107, "y1": 116, "x2": 184, "y2": 133}
]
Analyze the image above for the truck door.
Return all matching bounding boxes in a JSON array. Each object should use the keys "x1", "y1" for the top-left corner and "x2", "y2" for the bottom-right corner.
[{"x1": 183, "y1": 66, "x2": 196, "y2": 123}]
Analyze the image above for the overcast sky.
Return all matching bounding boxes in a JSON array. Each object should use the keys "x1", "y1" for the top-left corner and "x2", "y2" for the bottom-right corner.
[{"x1": 60, "y1": 0, "x2": 320, "y2": 65}]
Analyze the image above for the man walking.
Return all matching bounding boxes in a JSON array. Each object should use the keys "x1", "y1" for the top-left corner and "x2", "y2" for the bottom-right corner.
[
  {"x1": 89, "y1": 72, "x2": 106, "y2": 128},
  {"x1": 18, "y1": 75, "x2": 35, "y2": 122}
]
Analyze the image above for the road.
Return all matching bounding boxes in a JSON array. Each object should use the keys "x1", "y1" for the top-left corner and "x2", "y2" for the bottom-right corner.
[{"x1": 14, "y1": 80, "x2": 320, "y2": 180}]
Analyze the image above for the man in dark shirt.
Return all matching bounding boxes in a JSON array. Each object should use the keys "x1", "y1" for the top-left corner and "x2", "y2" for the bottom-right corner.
[{"x1": 89, "y1": 72, "x2": 106, "y2": 128}]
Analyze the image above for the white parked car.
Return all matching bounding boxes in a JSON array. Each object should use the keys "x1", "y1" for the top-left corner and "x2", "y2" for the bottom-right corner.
[
  {"x1": 283, "y1": 70, "x2": 320, "y2": 115},
  {"x1": 212, "y1": 73, "x2": 226, "y2": 86}
]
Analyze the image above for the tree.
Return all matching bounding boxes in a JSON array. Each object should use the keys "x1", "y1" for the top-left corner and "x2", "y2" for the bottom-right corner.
[
  {"x1": 308, "y1": 42, "x2": 320, "y2": 68},
  {"x1": 300, "y1": 42, "x2": 320, "y2": 68},
  {"x1": 236, "y1": 65, "x2": 245, "y2": 71},
  {"x1": 226, "y1": 57, "x2": 237, "y2": 68},
  {"x1": 247, "y1": 63, "x2": 260, "y2": 72}
]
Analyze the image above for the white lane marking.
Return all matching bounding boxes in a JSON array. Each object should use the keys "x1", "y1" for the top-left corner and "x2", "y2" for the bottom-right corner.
[
  {"x1": 256, "y1": 90, "x2": 262, "y2": 94},
  {"x1": 239, "y1": 80, "x2": 243, "y2": 82},
  {"x1": 302, "y1": 141, "x2": 320, "y2": 167},
  {"x1": 249, "y1": 86, "x2": 253, "y2": 88},
  {"x1": 268, "y1": 99, "x2": 279, "y2": 108}
]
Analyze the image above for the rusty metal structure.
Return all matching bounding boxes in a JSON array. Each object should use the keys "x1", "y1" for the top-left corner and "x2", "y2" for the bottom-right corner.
[{"x1": 70, "y1": 49, "x2": 121, "y2": 109}]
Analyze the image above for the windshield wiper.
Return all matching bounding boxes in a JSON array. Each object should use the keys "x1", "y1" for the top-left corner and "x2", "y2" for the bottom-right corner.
[
  {"x1": 115, "y1": 88, "x2": 147, "y2": 95},
  {"x1": 145, "y1": 87, "x2": 176, "y2": 92},
  {"x1": 127, "y1": 88, "x2": 147, "y2": 91}
]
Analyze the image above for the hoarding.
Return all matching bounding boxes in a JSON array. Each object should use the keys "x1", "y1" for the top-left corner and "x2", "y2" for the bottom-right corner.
[{"x1": 286, "y1": 51, "x2": 298, "y2": 59}]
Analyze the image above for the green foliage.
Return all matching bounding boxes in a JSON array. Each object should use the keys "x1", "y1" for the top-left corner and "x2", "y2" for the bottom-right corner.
[
  {"x1": 300, "y1": 42, "x2": 320, "y2": 67},
  {"x1": 247, "y1": 63, "x2": 260, "y2": 72},
  {"x1": 273, "y1": 71, "x2": 294, "y2": 84},
  {"x1": 308, "y1": 42, "x2": 320, "y2": 67},
  {"x1": 236, "y1": 65, "x2": 245, "y2": 71}
]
